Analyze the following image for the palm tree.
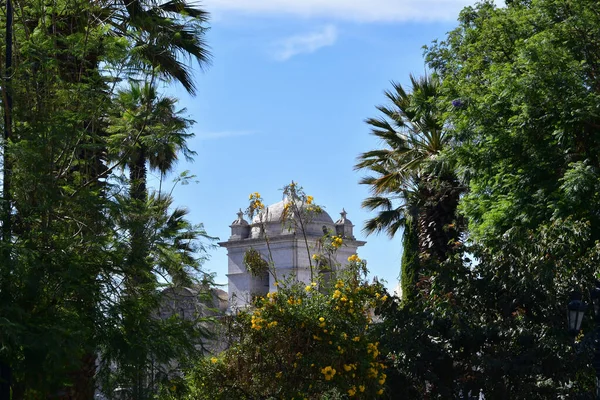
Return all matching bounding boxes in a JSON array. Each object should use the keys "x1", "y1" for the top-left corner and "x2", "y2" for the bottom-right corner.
[
  {"x1": 355, "y1": 74, "x2": 462, "y2": 301},
  {"x1": 106, "y1": 82, "x2": 196, "y2": 398},
  {"x1": 99, "y1": 0, "x2": 212, "y2": 94},
  {"x1": 109, "y1": 82, "x2": 195, "y2": 202}
]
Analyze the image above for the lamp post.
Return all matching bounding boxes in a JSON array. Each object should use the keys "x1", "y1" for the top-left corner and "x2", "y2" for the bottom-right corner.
[
  {"x1": 568, "y1": 291, "x2": 588, "y2": 335},
  {"x1": 567, "y1": 283, "x2": 600, "y2": 400}
]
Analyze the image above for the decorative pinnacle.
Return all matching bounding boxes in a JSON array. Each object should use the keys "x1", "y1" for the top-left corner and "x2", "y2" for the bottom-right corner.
[{"x1": 339, "y1": 209, "x2": 347, "y2": 221}]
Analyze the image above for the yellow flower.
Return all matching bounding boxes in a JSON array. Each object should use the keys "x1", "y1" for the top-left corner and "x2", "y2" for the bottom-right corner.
[
  {"x1": 321, "y1": 366, "x2": 336, "y2": 381},
  {"x1": 347, "y1": 254, "x2": 361, "y2": 263},
  {"x1": 359, "y1": 385, "x2": 365, "y2": 392},
  {"x1": 311, "y1": 282, "x2": 317, "y2": 286},
  {"x1": 306, "y1": 195, "x2": 314, "y2": 205},
  {"x1": 305, "y1": 285, "x2": 312, "y2": 292},
  {"x1": 210, "y1": 357, "x2": 218, "y2": 364},
  {"x1": 343, "y1": 364, "x2": 352, "y2": 372},
  {"x1": 352, "y1": 336, "x2": 360, "y2": 342},
  {"x1": 275, "y1": 371, "x2": 282, "y2": 378},
  {"x1": 331, "y1": 236, "x2": 343, "y2": 249},
  {"x1": 348, "y1": 387, "x2": 356, "y2": 397},
  {"x1": 319, "y1": 317, "x2": 325, "y2": 322},
  {"x1": 332, "y1": 289, "x2": 342, "y2": 299},
  {"x1": 381, "y1": 295, "x2": 388, "y2": 302},
  {"x1": 377, "y1": 389, "x2": 384, "y2": 395},
  {"x1": 312, "y1": 254, "x2": 319, "y2": 260},
  {"x1": 268, "y1": 321, "x2": 278, "y2": 328},
  {"x1": 335, "y1": 280, "x2": 344, "y2": 289},
  {"x1": 379, "y1": 373, "x2": 387, "y2": 385}
]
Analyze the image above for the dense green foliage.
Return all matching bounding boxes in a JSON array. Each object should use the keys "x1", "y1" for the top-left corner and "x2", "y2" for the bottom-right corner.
[
  {"x1": 355, "y1": 0, "x2": 600, "y2": 398},
  {"x1": 370, "y1": 0, "x2": 600, "y2": 397},
  {"x1": 0, "y1": 0, "x2": 213, "y2": 398},
  {"x1": 427, "y1": 0, "x2": 600, "y2": 246}
]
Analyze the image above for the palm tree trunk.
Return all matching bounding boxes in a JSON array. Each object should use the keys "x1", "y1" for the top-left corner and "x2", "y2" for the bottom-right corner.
[
  {"x1": 128, "y1": 146, "x2": 150, "y2": 284},
  {"x1": 127, "y1": 148, "x2": 151, "y2": 398},
  {"x1": 417, "y1": 176, "x2": 461, "y2": 264},
  {"x1": 400, "y1": 219, "x2": 420, "y2": 303}
]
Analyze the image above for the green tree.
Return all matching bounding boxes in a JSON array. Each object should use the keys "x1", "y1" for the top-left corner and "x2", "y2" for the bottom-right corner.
[
  {"x1": 0, "y1": 1, "x2": 213, "y2": 398},
  {"x1": 109, "y1": 82, "x2": 196, "y2": 203},
  {"x1": 96, "y1": 0, "x2": 211, "y2": 94},
  {"x1": 355, "y1": 75, "x2": 462, "y2": 302},
  {"x1": 400, "y1": 0, "x2": 600, "y2": 396},
  {"x1": 426, "y1": 0, "x2": 600, "y2": 246}
]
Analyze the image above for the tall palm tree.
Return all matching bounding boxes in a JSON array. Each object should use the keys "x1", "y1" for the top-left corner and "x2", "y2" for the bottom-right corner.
[
  {"x1": 100, "y1": 0, "x2": 211, "y2": 95},
  {"x1": 109, "y1": 82, "x2": 195, "y2": 203},
  {"x1": 106, "y1": 82, "x2": 196, "y2": 398},
  {"x1": 355, "y1": 74, "x2": 462, "y2": 301}
]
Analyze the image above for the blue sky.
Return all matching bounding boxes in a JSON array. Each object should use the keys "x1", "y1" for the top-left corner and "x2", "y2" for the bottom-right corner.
[{"x1": 160, "y1": 0, "x2": 481, "y2": 291}]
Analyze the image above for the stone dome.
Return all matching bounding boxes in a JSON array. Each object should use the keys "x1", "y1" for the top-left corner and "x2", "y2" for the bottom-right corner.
[
  {"x1": 251, "y1": 199, "x2": 335, "y2": 238},
  {"x1": 252, "y1": 199, "x2": 334, "y2": 224}
]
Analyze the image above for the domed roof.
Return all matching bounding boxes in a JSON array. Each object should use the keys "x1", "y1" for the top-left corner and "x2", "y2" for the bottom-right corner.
[{"x1": 252, "y1": 199, "x2": 334, "y2": 225}]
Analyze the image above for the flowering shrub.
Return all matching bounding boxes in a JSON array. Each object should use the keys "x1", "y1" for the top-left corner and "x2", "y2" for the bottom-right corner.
[
  {"x1": 171, "y1": 183, "x2": 390, "y2": 399},
  {"x1": 184, "y1": 262, "x2": 388, "y2": 399}
]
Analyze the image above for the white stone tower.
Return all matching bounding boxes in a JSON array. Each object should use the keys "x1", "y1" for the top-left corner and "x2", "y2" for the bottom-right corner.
[{"x1": 218, "y1": 199, "x2": 365, "y2": 309}]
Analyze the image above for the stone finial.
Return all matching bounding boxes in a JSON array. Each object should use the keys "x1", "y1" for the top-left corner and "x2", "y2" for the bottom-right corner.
[
  {"x1": 335, "y1": 209, "x2": 355, "y2": 239},
  {"x1": 232, "y1": 209, "x2": 247, "y2": 225},
  {"x1": 230, "y1": 209, "x2": 250, "y2": 240}
]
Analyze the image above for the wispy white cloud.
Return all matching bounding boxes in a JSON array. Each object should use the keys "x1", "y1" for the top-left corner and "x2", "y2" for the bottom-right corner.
[
  {"x1": 205, "y1": 0, "x2": 481, "y2": 23},
  {"x1": 274, "y1": 25, "x2": 338, "y2": 61},
  {"x1": 197, "y1": 130, "x2": 257, "y2": 140}
]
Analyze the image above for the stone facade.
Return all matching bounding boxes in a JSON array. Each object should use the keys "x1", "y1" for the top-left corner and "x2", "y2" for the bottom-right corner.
[{"x1": 218, "y1": 199, "x2": 365, "y2": 310}]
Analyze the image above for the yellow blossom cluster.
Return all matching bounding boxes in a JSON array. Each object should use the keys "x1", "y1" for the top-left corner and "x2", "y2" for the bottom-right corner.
[
  {"x1": 287, "y1": 296, "x2": 302, "y2": 305},
  {"x1": 248, "y1": 192, "x2": 264, "y2": 211},
  {"x1": 266, "y1": 291, "x2": 277, "y2": 300},
  {"x1": 331, "y1": 236, "x2": 343, "y2": 249},
  {"x1": 251, "y1": 314, "x2": 265, "y2": 330},
  {"x1": 367, "y1": 342, "x2": 380, "y2": 358},
  {"x1": 306, "y1": 195, "x2": 314, "y2": 205},
  {"x1": 305, "y1": 282, "x2": 317, "y2": 292},
  {"x1": 343, "y1": 363, "x2": 357, "y2": 372},
  {"x1": 347, "y1": 254, "x2": 361, "y2": 263},
  {"x1": 321, "y1": 366, "x2": 336, "y2": 381}
]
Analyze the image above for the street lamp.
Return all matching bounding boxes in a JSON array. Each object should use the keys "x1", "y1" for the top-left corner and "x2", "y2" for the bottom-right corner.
[
  {"x1": 568, "y1": 291, "x2": 588, "y2": 334},
  {"x1": 567, "y1": 284, "x2": 600, "y2": 400}
]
